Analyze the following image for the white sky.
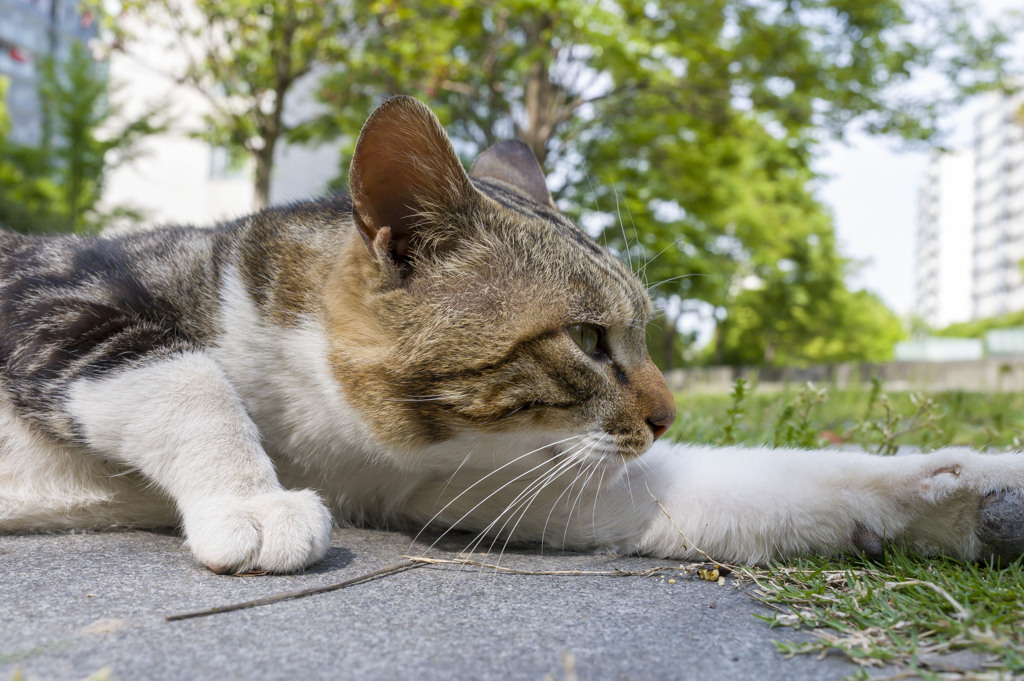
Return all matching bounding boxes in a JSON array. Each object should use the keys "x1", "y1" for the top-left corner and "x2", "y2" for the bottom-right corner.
[{"x1": 815, "y1": 134, "x2": 930, "y2": 314}]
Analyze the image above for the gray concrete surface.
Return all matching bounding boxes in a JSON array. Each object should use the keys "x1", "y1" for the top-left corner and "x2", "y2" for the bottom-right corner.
[{"x1": 1, "y1": 528, "x2": 862, "y2": 681}]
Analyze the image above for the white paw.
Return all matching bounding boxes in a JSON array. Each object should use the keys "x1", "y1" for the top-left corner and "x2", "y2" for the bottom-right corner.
[
  {"x1": 183, "y1": 489, "x2": 333, "y2": 574},
  {"x1": 907, "y1": 451, "x2": 1024, "y2": 562}
]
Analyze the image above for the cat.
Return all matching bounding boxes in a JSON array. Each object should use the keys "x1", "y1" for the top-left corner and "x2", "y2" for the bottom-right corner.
[{"x1": 1, "y1": 95, "x2": 1023, "y2": 574}]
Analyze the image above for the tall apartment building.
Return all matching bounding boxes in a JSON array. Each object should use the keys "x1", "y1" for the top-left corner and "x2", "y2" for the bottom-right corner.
[
  {"x1": 0, "y1": 0, "x2": 95, "y2": 145},
  {"x1": 973, "y1": 90, "x2": 1024, "y2": 319},
  {"x1": 914, "y1": 149, "x2": 975, "y2": 328}
]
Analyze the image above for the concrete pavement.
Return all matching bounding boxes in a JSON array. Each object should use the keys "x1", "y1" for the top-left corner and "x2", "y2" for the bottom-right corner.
[{"x1": 1, "y1": 528, "x2": 862, "y2": 681}]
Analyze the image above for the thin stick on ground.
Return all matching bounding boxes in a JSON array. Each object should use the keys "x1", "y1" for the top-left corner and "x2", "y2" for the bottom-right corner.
[
  {"x1": 165, "y1": 554, "x2": 719, "y2": 622},
  {"x1": 402, "y1": 555, "x2": 700, "y2": 577},
  {"x1": 165, "y1": 560, "x2": 421, "y2": 622}
]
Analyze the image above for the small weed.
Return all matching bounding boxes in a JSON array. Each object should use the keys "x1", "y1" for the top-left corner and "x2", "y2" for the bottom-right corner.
[
  {"x1": 773, "y1": 382, "x2": 828, "y2": 449},
  {"x1": 715, "y1": 378, "x2": 748, "y2": 446},
  {"x1": 858, "y1": 392, "x2": 943, "y2": 455}
]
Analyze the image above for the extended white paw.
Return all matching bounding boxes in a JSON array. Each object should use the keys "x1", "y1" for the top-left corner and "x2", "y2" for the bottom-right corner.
[
  {"x1": 909, "y1": 453, "x2": 1024, "y2": 563},
  {"x1": 183, "y1": 489, "x2": 333, "y2": 574}
]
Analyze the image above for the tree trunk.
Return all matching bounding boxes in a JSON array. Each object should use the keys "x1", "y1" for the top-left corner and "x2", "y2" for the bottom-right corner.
[
  {"x1": 522, "y1": 59, "x2": 551, "y2": 165},
  {"x1": 519, "y1": 15, "x2": 557, "y2": 166},
  {"x1": 713, "y1": 312, "x2": 725, "y2": 365},
  {"x1": 661, "y1": 310, "x2": 679, "y2": 371},
  {"x1": 254, "y1": 142, "x2": 274, "y2": 210}
]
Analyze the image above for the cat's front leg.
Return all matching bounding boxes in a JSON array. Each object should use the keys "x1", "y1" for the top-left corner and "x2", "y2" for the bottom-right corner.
[
  {"x1": 627, "y1": 443, "x2": 1024, "y2": 564},
  {"x1": 67, "y1": 351, "x2": 332, "y2": 573}
]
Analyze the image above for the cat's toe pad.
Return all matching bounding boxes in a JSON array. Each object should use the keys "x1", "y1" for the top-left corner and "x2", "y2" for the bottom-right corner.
[
  {"x1": 978, "y1": 489, "x2": 1024, "y2": 565},
  {"x1": 184, "y1": 490, "x2": 333, "y2": 574}
]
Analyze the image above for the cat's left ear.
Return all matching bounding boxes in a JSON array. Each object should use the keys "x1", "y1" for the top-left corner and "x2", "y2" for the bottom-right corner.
[
  {"x1": 349, "y1": 95, "x2": 475, "y2": 269},
  {"x1": 470, "y1": 140, "x2": 555, "y2": 209}
]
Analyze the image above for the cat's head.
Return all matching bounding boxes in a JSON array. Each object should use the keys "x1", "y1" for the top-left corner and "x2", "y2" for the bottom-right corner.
[{"x1": 327, "y1": 96, "x2": 675, "y2": 469}]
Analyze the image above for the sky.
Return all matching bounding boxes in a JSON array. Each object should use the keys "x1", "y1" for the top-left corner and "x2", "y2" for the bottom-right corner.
[
  {"x1": 818, "y1": 0, "x2": 1021, "y2": 316},
  {"x1": 815, "y1": 133, "x2": 931, "y2": 315}
]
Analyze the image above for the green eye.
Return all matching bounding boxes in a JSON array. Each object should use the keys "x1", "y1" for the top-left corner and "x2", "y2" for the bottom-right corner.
[{"x1": 568, "y1": 323, "x2": 603, "y2": 358}]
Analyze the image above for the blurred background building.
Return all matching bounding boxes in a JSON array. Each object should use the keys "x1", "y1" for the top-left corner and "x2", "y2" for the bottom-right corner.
[
  {"x1": 0, "y1": 0, "x2": 95, "y2": 145},
  {"x1": 972, "y1": 90, "x2": 1024, "y2": 320},
  {"x1": 913, "y1": 91, "x2": 1024, "y2": 326},
  {"x1": 905, "y1": 90, "x2": 1024, "y2": 361},
  {"x1": 84, "y1": 9, "x2": 334, "y2": 228},
  {"x1": 97, "y1": 18, "x2": 257, "y2": 229},
  {"x1": 914, "y1": 148, "x2": 974, "y2": 328}
]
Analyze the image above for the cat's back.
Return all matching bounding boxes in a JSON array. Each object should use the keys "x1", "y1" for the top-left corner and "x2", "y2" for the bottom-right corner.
[
  {"x1": 0, "y1": 222, "x2": 223, "y2": 351},
  {"x1": 0, "y1": 195, "x2": 354, "y2": 355}
]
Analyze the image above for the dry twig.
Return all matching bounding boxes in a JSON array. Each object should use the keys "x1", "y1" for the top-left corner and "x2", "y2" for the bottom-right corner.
[
  {"x1": 402, "y1": 555, "x2": 697, "y2": 578},
  {"x1": 884, "y1": 579, "x2": 971, "y2": 620},
  {"x1": 165, "y1": 552, "x2": 716, "y2": 622},
  {"x1": 165, "y1": 560, "x2": 421, "y2": 622}
]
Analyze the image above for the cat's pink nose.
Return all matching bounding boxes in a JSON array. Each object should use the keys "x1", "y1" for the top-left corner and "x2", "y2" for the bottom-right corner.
[{"x1": 646, "y1": 408, "x2": 676, "y2": 440}]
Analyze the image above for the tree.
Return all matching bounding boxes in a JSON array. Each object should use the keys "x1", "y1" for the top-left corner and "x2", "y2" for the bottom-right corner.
[
  {"x1": 0, "y1": 77, "x2": 65, "y2": 233},
  {"x1": 308, "y1": 0, "x2": 1019, "y2": 367},
  {"x1": 0, "y1": 42, "x2": 162, "y2": 234},
  {"x1": 100, "y1": 0, "x2": 352, "y2": 208},
  {"x1": 715, "y1": 263, "x2": 907, "y2": 366}
]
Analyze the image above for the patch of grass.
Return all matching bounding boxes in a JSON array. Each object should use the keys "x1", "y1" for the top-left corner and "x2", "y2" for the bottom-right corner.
[
  {"x1": 748, "y1": 552, "x2": 1024, "y2": 679},
  {"x1": 668, "y1": 380, "x2": 1024, "y2": 452},
  {"x1": 668, "y1": 380, "x2": 1024, "y2": 679}
]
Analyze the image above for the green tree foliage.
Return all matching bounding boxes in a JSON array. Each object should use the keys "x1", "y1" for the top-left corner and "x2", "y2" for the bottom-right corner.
[
  {"x1": 935, "y1": 309, "x2": 1024, "y2": 339},
  {"x1": 0, "y1": 78, "x2": 64, "y2": 233},
  {"x1": 717, "y1": 284, "x2": 906, "y2": 366},
  {"x1": 101, "y1": 0, "x2": 351, "y2": 208},
  {"x1": 306, "y1": 0, "x2": 1017, "y2": 367},
  {"x1": 0, "y1": 42, "x2": 163, "y2": 234}
]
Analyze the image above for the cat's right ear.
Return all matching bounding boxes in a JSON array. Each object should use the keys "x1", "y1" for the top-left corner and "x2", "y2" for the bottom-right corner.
[
  {"x1": 470, "y1": 140, "x2": 555, "y2": 209},
  {"x1": 348, "y1": 96, "x2": 475, "y2": 272}
]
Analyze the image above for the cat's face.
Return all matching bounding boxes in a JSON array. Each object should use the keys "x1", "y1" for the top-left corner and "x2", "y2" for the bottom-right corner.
[{"x1": 328, "y1": 97, "x2": 675, "y2": 470}]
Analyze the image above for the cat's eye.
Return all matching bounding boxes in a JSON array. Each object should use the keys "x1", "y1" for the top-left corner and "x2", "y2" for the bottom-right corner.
[{"x1": 568, "y1": 323, "x2": 605, "y2": 359}]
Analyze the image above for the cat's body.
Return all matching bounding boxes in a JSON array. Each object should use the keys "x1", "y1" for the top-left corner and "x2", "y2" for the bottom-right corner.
[{"x1": 2, "y1": 97, "x2": 1024, "y2": 573}]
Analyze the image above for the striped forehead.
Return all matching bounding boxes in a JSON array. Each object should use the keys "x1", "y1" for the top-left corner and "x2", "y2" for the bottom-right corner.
[{"x1": 474, "y1": 180, "x2": 650, "y2": 324}]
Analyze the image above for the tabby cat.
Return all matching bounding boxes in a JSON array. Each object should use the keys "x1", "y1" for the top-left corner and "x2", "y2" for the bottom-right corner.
[{"x1": 1, "y1": 96, "x2": 1023, "y2": 574}]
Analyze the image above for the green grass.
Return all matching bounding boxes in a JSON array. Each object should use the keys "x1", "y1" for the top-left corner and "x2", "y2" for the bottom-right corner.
[
  {"x1": 668, "y1": 378, "x2": 1024, "y2": 453},
  {"x1": 667, "y1": 380, "x2": 1024, "y2": 680},
  {"x1": 748, "y1": 553, "x2": 1024, "y2": 679}
]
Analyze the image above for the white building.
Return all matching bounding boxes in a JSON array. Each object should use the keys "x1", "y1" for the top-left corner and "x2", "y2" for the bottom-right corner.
[
  {"x1": 97, "y1": 14, "x2": 255, "y2": 229},
  {"x1": 914, "y1": 148, "x2": 975, "y2": 328},
  {"x1": 972, "y1": 90, "x2": 1024, "y2": 319},
  {"x1": 98, "y1": 14, "x2": 337, "y2": 230}
]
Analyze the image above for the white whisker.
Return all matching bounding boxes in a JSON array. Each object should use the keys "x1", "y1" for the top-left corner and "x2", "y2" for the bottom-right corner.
[
  {"x1": 562, "y1": 458, "x2": 602, "y2": 549},
  {"x1": 420, "y1": 435, "x2": 586, "y2": 552},
  {"x1": 411, "y1": 434, "x2": 584, "y2": 548},
  {"x1": 484, "y1": 448, "x2": 588, "y2": 568},
  {"x1": 461, "y1": 442, "x2": 591, "y2": 558}
]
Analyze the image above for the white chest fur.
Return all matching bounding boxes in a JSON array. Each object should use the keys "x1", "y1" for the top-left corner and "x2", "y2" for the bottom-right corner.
[{"x1": 211, "y1": 267, "x2": 432, "y2": 521}]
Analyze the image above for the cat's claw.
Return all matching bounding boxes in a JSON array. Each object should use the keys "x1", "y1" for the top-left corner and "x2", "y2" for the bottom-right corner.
[
  {"x1": 978, "y1": 488, "x2": 1024, "y2": 565},
  {"x1": 183, "y1": 489, "x2": 333, "y2": 574}
]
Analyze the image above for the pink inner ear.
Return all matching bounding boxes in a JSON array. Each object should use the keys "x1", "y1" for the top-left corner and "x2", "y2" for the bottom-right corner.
[{"x1": 348, "y1": 97, "x2": 473, "y2": 264}]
